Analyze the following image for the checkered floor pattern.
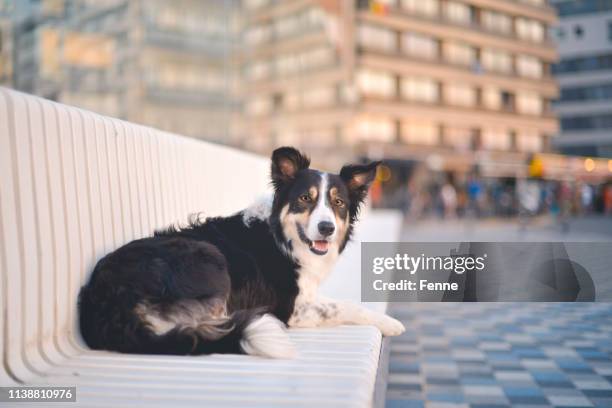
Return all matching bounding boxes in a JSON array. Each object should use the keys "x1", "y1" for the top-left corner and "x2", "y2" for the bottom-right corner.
[{"x1": 385, "y1": 303, "x2": 612, "y2": 408}]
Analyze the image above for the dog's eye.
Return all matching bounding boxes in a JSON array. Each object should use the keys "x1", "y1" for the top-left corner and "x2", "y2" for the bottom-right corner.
[
  {"x1": 299, "y1": 194, "x2": 312, "y2": 202},
  {"x1": 334, "y1": 198, "x2": 345, "y2": 207}
]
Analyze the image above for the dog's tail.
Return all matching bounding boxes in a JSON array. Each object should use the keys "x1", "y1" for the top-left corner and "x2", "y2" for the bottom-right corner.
[
  {"x1": 144, "y1": 310, "x2": 297, "y2": 359},
  {"x1": 78, "y1": 286, "x2": 296, "y2": 358}
]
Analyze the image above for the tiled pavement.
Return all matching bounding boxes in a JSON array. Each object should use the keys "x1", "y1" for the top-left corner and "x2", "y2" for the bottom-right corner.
[{"x1": 385, "y1": 303, "x2": 612, "y2": 408}]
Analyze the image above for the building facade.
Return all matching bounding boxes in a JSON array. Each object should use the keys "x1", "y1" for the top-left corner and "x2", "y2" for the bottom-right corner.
[
  {"x1": 550, "y1": 0, "x2": 612, "y2": 158},
  {"x1": 241, "y1": 0, "x2": 559, "y2": 173},
  {"x1": 0, "y1": 2, "x2": 13, "y2": 87},
  {"x1": 5, "y1": 0, "x2": 241, "y2": 144}
]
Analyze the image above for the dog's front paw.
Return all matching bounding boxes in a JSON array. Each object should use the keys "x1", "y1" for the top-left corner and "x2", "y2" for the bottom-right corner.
[{"x1": 375, "y1": 314, "x2": 405, "y2": 336}]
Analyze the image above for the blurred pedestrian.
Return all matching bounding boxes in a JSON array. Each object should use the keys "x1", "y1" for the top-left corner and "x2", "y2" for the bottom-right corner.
[
  {"x1": 605, "y1": 184, "x2": 612, "y2": 215},
  {"x1": 517, "y1": 178, "x2": 541, "y2": 229},
  {"x1": 467, "y1": 177, "x2": 483, "y2": 217},
  {"x1": 559, "y1": 181, "x2": 573, "y2": 232},
  {"x1": 580, "y1": 183, "x2": 594, "y2": 215},
  {"x1": 440, "y1": 181, "x2": 458, "y2": 219}
]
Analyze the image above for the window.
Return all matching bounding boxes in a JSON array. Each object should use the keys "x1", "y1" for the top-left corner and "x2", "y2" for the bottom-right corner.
[
  {"x1": 561, "y1": 114, "x2": 612, "y2": 130},
  {"x1": 274, "y1": 15, "x2": 299, "y2": 38},
  {"x1": 300, "y1": 46, "x2": 335, "y2": 71},
  {"x1": 501, "y1": 91, "x2": 515, "y2": 111},
  {"x1": 400, "y1": 0, "x2": 439, "y2": 17},
  {"x1": 553, "y1": 52, "x2": 612, "y2": 74},
  {"x1": 516, "y1": 92, "x2": 543, "y2": 115},
  {"x1": 401, "y1": 121, "x2": 439, "y2": 145},
  {"x1": 270, "y1": 7, "x2": 327, "y2": 39},
  {"x1": 517, "y1": 131, "x2": 542, "y2": 153},
  {"x1": 276, "y1": 54, "x2": 299, "y2": 76},
  {"x1": 557, "y1": 27, "x2": 566, "y2": 40},
  {"x1": 357, "y1": 24, "x2": 397, "y2": 52},
  {"x1": 482, "y1": 128, "x2": 511, "y2": 150},
  {"x1": 481, "y1": 11, "x2": 512, "y2": 34},
  {"x1": 516, "y1": 18, "x2": 545, "y2": 42},
  {"x1": 482, "y1": 48, "x2": 513, "y2": 74},
  {"x1": 283, "y1": 92, "x2": 300, "y2": 111},
  {"x1": 574, "y1": 24, "x2": 584, "y2": 38},
  {"x1": 400, "y1": 77, "x2": 439, "y2": 102},
  {"x1": 303, "y1": 7, "x2": 326, "y2": 29},
  {"x1": 517, "y1": 55, "x2": 543, "y2": 78},
  {"x1": 559, "y1": 82, "x2": 612, "y2": 102},
  {"x1": 519, "y1": 0, "x2": 545, "y2": 6},
  {"x1": 444, "y1": 83, "x2": 476, "y2": 107},
  {"x1": 482, "y1": 87, "x2": 501, "y2": 110},
  {"x1": 402, "y1": 32, "x2": 438, "y2": 59},
  {"x1": 244, "y1": 0, "x2": 270, "y2": 10},
  {"x1": 444, "y1": 127, "x2": 473, "y2": 149},
  {"x1": 443, "y1": 41, "x2": 475, "y2": 66},
  {"x1": 555, "y1": 0, "x2": 612, "y2": 17},
  {"x1": 354, "y1": 116, "x2": 396, "y2": 141},
  {"x1": 357, "y1": 69, "x2": 396, "y2": 98},
  {"x1": 272, "y1": 93, "x2": 284, "y2": 109},
  {"x1": 246, "y1": 97, "x2": 272, "y2": 116},
  {"x1": 301, "y1": 127, "x2": 337, "y2": 148},
  {"x1": 302, "y1": 87, "x2": 335, "y2": 108},
  {"x1": 444, "y1": 1, "x2": 472, "y2": 25},
  {"x1": 245, "y1": 25, "x2": 271, "y2": 45}
]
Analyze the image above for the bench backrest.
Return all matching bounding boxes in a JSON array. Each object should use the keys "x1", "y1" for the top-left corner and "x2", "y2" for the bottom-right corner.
[{"x1": 0, "y1": 88, "x2": 270, "y2": 384}]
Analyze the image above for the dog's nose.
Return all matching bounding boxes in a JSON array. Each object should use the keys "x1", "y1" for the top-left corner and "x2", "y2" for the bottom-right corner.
[{"x1": 318, "y1": 221, "x2": 335, "y2": 237}]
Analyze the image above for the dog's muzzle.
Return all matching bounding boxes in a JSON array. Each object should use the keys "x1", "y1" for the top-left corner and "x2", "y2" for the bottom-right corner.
[{"x1": 297, "y1": 222, "x2": 329, "y2": 255}]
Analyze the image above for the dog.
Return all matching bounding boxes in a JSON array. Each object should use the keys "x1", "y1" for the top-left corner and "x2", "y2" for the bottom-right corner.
[{"x1": 78, "y1": 147, "x2": 405, "y2": 358}]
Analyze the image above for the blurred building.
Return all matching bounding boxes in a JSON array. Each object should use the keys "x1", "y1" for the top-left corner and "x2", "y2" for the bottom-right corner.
[
  {"x1": 240, "y1": 0, "x2": 559, "y2": 172},
  {"x1": 5, "y1": 0, "x2": 241, "y2": 144},
  {"x1": 0, "y1": 2, "x2": 13, "y2": 87},
  {"x1": 550, "y1": 0, "x2": 612, "y2": 158}
]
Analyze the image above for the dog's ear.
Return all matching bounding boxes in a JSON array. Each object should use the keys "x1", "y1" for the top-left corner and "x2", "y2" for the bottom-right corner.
[
  {"x1": 340, "y1": 161, "x2": 381, "y2": 194},
  {"x1": 340, "y1": 161, "x2": 381, "y2": 219},
  {"x1": 271, "y1": 147, "x2": 310, "y2": 187}
]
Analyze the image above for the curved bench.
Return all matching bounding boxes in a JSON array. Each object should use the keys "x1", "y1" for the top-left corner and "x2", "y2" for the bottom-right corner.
[{"x1": 0, "y1": 88, "x2": 401, "y2": 407}]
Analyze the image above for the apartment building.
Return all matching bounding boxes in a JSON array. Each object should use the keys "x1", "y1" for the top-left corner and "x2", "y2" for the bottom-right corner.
[
  {"x1": 127, "y1": 0, "x2": 241, "y2": 144},
  {"x1": 550, "y1": 0, "x2": 612, "y2": 158},
  {"x1": 6, "y1": 0, "x2": 241, "y2": 143},
  {"x1": 241, "y1": 0, "x2": 559, "y2": 174},
  {"x1": 0, "y1": 2, "x2": 12, "y2": 87}
]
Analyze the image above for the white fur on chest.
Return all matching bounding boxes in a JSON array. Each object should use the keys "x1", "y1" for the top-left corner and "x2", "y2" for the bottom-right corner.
[{"x1": 294, "y1": 249, "x2": 338, "y2": 301}]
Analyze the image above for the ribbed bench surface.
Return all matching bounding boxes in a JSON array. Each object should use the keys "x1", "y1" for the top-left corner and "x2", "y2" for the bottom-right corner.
[{"x1": 19, "y1": 326, "x2": 379, "y2": 408}]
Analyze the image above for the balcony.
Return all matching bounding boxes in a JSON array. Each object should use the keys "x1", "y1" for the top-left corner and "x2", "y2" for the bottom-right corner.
[
  {"x1": 357, "y1": 48, "x2": 559, "y2": 98},
  {"x1": 357, "y1": 7, "x2": 557, "y2": 62}
]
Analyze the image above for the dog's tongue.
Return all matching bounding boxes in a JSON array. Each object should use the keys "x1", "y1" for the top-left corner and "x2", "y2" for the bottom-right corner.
[{"x1": 313, "y1": 240, "x2": 329, "y2": 252}]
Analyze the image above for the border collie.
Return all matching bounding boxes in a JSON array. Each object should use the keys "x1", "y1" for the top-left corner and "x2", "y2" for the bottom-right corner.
[{"x1": 79, "y1": 147, "x2": 405, "y2": 358}]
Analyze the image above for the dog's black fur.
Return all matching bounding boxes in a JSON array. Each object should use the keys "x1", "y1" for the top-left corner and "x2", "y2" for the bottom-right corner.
[{"x1": 78, "y1": 147, "x2": 379, "y2": 356}]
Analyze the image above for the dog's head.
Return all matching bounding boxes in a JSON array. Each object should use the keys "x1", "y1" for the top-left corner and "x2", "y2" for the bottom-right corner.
[{"x1": 269, "y1": 146, "x2": 380, "y2": 260}]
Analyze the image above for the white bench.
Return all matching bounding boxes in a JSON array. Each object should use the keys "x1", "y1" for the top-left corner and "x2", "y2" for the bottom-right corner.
[{"x1": 0, "y1": 88, "x2": 402, "y2": 407}]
